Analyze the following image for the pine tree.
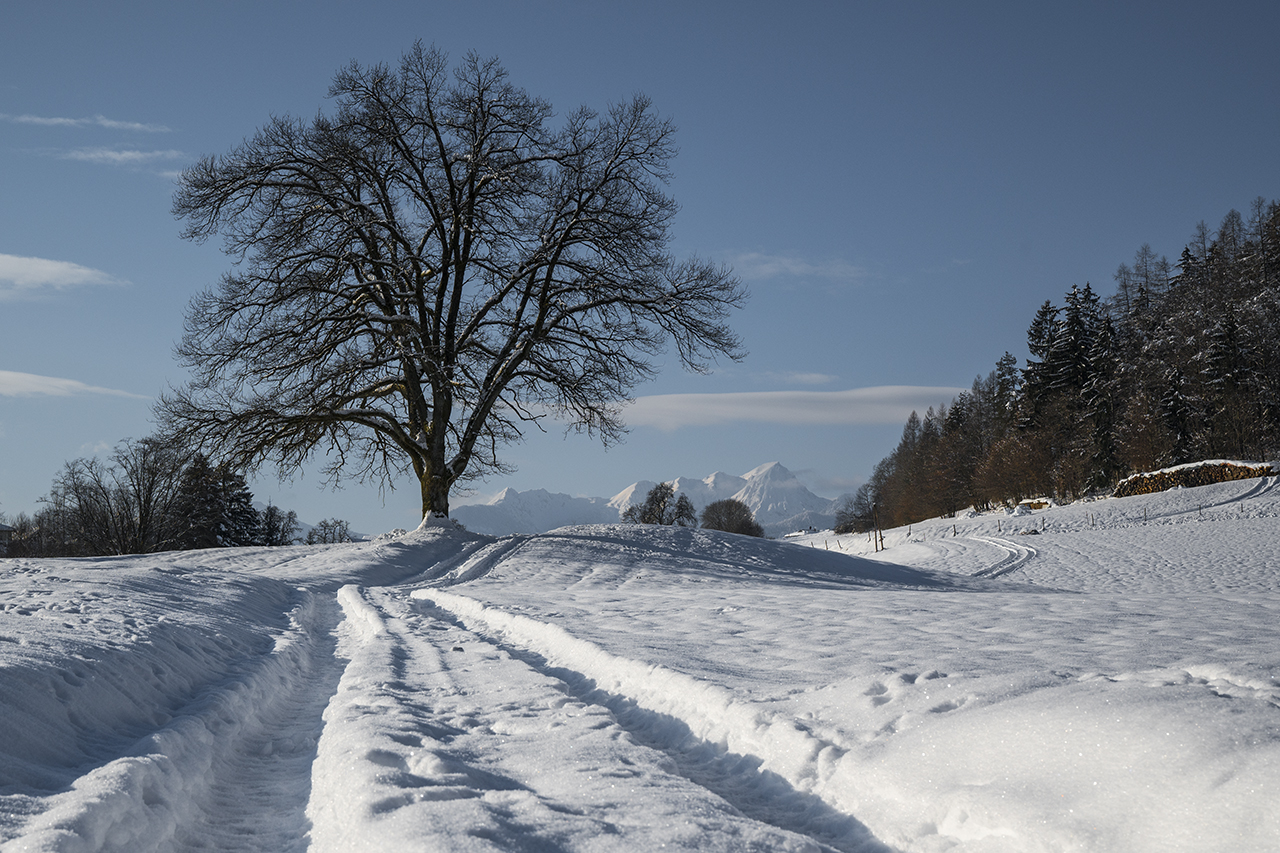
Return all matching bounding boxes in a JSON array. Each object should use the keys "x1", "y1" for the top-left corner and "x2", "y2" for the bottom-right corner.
[
  {"x1": 1159, "y1": 367, "x2": 1196, "y2": 465},
  {"x1": 1083, "y1": 315, "x2": 1121, "y2": 487},
  {"x1": 214, "y1": 463, "x2": 260, "y2": 547},
  {"x1": 173, "y1": 455, "x2": 221, "y2": 550},
  {"x1": 670, "y1": 494, "x2": 698, "y2": 528},
  {"x1": 1021, "y1": 301, "x2": 1060, "y2": 427},
  {"x1": 172, "y1": 456, "x2": 260, "y2": 549}
]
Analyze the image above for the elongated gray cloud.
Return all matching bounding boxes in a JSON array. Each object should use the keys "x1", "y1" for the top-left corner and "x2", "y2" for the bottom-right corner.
[
  {"x1": 0, "y1": 370, "x2": 149, "y2": 400},
  {"x1": 625, "y1": 386, "x2": 965, "y2": 430},
  {"x1": 728, "y1": 251, "x2": 865, "y2": 283},
  {"x1": 0, "y1": 253, "x2": 125, "y2": 300},
  {"x1": 60, "y1": 147, "x2": 186, "y2": 166},
  {"x1": 0, "y1": 112, "x2": 170, "y2": 132}
]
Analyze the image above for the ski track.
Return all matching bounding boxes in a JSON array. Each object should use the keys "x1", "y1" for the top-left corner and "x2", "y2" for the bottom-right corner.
[
  {"x1": 5, "y1": 589, "x2": 343, "y2": 853},
  {"x1": 408, "y1": 588, "x2": 892, "y2": 853},
  {"x1": 966, "y1": 536, "x2": 1036, "y2": 578}
]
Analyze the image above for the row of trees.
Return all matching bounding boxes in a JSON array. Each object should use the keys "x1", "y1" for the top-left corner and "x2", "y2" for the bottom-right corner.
[
  {"x1": 623, "y1": 482, "x2": 765, "y2": 537},
  {"x1": 843, "y1": 198, "x2": 1280, "y2": 532},
  {"x1": 1, "y1": 437, "x2": 351, "y2": 557}
]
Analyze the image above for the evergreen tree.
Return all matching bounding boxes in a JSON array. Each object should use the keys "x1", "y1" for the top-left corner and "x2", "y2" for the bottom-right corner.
[
  {"x1": 173, "y1": 455, "x2": 221, "y2": 549},
  {"x1": 1159, "y1": 367, "x2": 1196, "y2": 465},
  {"x1": 1020, "y1": 301, "x2": 1060, "y2": 426},
  {"x1": 173, "y1": 456, "x2": 260, "y2": 549},
  {"x1": 863, "y1": 196, "x2": 1280, "y2": 517},
  {"x1": 215, "y1": 463, "x2": 260, "y2": 547},
  {"x1": 1083, "y1": 315, "x2": 1121, "y2": 486}
]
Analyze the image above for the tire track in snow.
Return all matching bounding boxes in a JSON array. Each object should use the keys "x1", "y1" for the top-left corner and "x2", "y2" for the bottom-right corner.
[
  {"x1": 9, "y1": 590, "x2": 344, "y2": 853},
  {"x1": 410, "y1": 589, "x2": 894, "y2": 853},
  {"x1": 967, "y1": 536, "x2": 1036, "y2": 578},
  {"x1": 317, "y1": 585, "x2": 870, "y2": 852},
  {"x1": 1170, "y1": 473, "x2": 1280, "y2": 516},
  {"x1": 169, "y1": 592, "x2": 345, "y2": 851},
  {"x1": 406, "y1": 536, "x2": 532, "y2": 587}
]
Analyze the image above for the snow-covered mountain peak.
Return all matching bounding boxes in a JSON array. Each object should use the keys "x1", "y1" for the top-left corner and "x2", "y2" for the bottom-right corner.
[
  {"x1": 453, "y1": 462, "x2": 839, "y2": 537},
  {"x1": 742, "y1": 461, "x2": 793, "y2": 482},
  {"x1": 703, "y1": 471, "x2": 749, "y2": 494}
]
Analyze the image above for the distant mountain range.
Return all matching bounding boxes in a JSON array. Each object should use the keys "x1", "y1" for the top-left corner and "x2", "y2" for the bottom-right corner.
[{"x1": 452, "y1": 462, "x2": 839, "y2": 537}]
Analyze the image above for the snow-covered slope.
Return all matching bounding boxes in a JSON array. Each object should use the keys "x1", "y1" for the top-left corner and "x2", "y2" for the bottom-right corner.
[
  {"x1": 456, "y1": 461, "x2": 836, "y2": 536},
  {"x1": 2, "y1": 476, "x2": 1279, "y2": 852}
]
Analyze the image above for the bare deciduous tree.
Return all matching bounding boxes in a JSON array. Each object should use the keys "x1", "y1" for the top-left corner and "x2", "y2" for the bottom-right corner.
[
  {"x1": 160, "y1": 44, "x2": 746, "y2": 520},
  {"x1": 43, "y1": 438, "x2": 186, "y2": 556},
  {"x1": 622, "y1": 482, "x2": 698, "y2": 527},
  {"x1": 306, "y1": 518, "x2": 352, "y2": 544},
  {"x1": 699, "y1": 498, "x2": 763, "y2": 537}
]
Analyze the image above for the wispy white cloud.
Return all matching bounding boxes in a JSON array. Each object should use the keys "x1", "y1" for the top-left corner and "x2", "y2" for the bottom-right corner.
[
  {"x1": 0, "y1": 112, "x2": 171, "y2": 132},
  {"x1": 728, "y1": 252, "x2": 865, "y2": 283},
  {"x1": 0, "y1": 370, "x2": 149, "y2": 400},
  {"x1": 60, "y1": 147, "x2": 186, "y2": 167},
  {"x1": 0, "y1": 253, "x2": 125, "y2": 300},
  {"x1": 624, "y1": 386, "x2": 965, "y2": 431}
]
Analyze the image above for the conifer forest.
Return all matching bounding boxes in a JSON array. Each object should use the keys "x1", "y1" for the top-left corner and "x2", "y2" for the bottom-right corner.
[{"x1": 843, "y1": 198, "x2": 1280, "y2": 531}]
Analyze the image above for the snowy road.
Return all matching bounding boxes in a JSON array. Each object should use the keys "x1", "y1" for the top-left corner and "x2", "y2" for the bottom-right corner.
[{"x1": 3, "y1": 477, "x2": 1280, "y2": 851}]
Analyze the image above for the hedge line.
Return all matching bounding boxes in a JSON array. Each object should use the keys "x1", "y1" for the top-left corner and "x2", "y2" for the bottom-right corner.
[{"x1": 1113, "y1": 461, "x2": 1274, "y2": 498}]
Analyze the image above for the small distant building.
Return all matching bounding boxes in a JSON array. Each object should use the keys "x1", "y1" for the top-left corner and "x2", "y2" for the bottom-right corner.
[{"x1": 0, "y1": 523, "x2": 14, "y2": 556}]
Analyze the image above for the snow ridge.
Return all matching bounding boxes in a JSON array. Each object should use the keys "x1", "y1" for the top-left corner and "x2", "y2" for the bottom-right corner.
[{"x1": 10, "y1": 590, "x2": 341, "y2": 853}]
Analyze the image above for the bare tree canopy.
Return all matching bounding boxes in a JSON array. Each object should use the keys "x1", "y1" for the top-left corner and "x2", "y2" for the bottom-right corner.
[
  {"x1": 699, "y1": 498, "x2": 764, "y2": 537},
  {"x1": 160, "y1": 44, "x2": 746, "y2": 519}
]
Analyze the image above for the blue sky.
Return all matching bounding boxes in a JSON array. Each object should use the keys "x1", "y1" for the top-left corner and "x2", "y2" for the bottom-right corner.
[{"x1": 2, "y1": 1, "x2": 1278, "y2": 534}]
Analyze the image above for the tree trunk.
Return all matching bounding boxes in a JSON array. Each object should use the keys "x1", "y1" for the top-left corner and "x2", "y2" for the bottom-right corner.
[{"x1": 420, "y1": 468, "x2": 451, "y2": 520}]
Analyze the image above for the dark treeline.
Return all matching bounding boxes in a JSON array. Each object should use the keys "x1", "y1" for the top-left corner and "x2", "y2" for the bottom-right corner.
[
  {"x1": 839, "y1": 198, "x2": 1280, "y2": 533},
  {"x1": 2, "y1": 436, "x2": 307, "y2": 557}
]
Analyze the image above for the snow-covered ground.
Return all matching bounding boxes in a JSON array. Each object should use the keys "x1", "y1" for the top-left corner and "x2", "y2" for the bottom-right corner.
[{"x1": 2, "y1": 477, "x2": 1278, "y2": 852}]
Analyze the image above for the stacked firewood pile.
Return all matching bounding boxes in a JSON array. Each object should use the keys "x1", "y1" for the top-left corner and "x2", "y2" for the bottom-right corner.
[{"x1": 1113, "y1": 461, "x2": 1274, "y2": 498}]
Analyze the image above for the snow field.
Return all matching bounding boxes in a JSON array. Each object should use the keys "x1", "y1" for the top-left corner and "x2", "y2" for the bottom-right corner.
[
  {"x1": 1, "y1": 479, "x2": 1278, "y2": 852},
  {"x1": 437, "y1": 517, "x2": 1280, "y2": 852}
]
